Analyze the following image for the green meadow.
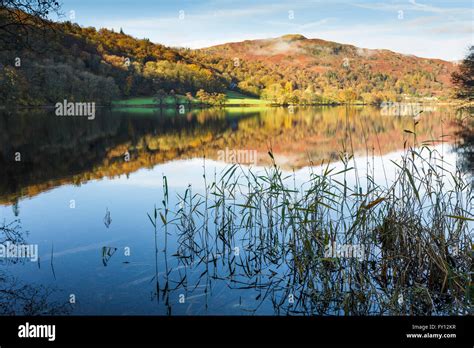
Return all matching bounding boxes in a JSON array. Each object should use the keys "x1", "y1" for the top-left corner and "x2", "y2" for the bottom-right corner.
[{"x1": 112, "y1": 90, "x2": 271, "y2": 107}]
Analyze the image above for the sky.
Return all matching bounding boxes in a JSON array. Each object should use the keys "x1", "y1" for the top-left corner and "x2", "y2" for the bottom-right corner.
[{"x1": 57, "y1": 0, "x2": 473, "y2": 61}]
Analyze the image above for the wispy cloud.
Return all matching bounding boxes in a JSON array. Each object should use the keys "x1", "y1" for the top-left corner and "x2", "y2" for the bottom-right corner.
[
  {"x1": 352, "y1": 0, "x2": 471, "y2": 15},
  {"x1": 61, "y1": 0, "x2": 472, "y2": 61},
  {"x1": 299, "y1": 18, "x2": 335, "y2": 29},
  {"x1": 304, "y1": 22, "x2": 470, "y2": 61},
  {"x1": 99, "y1": 1, "x2": 309, "y2": 28},
  {"x1": 429, "y1": 23, "x2": 473, "y2": 35},
  {"x1": 263, "y1": 17, "x2": 336, "y2": 30}
]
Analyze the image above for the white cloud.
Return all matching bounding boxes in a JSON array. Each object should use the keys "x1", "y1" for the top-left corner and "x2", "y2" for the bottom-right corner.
[
  {"x1": 78, "y1": 0, "x2": 472, "y2": 60},
  {"x1": 353, "y1": 0, "x2": 471, "y2": 15},
  {"x1": 305, "y1": 24, "x2": 470, "y2": 60}
]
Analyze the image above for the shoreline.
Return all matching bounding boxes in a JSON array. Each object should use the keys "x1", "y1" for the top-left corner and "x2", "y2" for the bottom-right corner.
[{"x1": 1, "y1": 100, "x2": 467, "y2": 110}]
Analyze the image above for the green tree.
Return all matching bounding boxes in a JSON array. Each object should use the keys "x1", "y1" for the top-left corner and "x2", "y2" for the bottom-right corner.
[
  {"x1": 169, "y1": 89, "x2": 178, "y2": 107},
  {"x1": 154, "y1": 89, "x2": 167, "y2": 106},
  {"x1": 452, "y1": 46, "x2": 474, "y2": 101},
  {"x1": 185, "y1": 92, "x2": 194, "y2": 106}
]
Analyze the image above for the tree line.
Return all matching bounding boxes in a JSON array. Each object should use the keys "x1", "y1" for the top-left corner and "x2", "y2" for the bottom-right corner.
[
  {"x1": 0, "y1": 2, "x2": 471, "y2": 107},
  {"x1": 0, "y1": 5, "x2": 227, "y2": 106}
]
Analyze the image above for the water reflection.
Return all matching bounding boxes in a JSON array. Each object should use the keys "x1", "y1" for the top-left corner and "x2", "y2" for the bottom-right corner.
[
  {"x1": 141, "y1": 150, "x2": 471, "y2": 316},
  {"x1": 0, "y1": 105, "x2": 470, "y2": 316},
  {"x1": 0, "y1": 271, "x2": 73, "y2": 315},
  {"x1": 0, "y1": 106, "x2": 460, "y2": 206},
  {"x1": 0, "y1": 220, "x2": 72, "y2": 315},
  {"x1": 454, "y1": 107, "x2": 474, "y2": 175}
]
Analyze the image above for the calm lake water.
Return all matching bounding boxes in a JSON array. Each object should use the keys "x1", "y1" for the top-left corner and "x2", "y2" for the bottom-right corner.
[{"x1": 0, "y1": 105, "x2": 470, "y2": 315}]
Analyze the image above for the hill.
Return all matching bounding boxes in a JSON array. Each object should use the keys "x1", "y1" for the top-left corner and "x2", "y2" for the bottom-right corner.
[
  {"x1": 192, "y1": 34, "x2": 456, "y2": 104},
  {"x1": 0, "y1": 10, "x2": 226, "y2": 106},
  {"x1": 0, "y1": 9, "x2": 459, "y2": 106}
]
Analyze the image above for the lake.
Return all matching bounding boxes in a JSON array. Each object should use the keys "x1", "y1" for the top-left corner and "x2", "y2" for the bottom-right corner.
[{"x1": 0, "y1": 105, "x2": 471, "y2": 315}]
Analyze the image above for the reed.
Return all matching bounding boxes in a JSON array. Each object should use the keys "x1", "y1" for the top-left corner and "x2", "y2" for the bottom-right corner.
[{"x1": 148, "y1": 117, "x2": 473, "y2": 315}]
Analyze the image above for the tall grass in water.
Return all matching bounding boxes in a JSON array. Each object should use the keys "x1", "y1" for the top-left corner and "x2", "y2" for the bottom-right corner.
[{"x1": 148, "y1": 126, "x2": 473, "y2": 316}]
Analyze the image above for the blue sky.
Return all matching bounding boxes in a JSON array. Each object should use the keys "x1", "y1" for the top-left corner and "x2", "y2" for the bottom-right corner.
[{"x1": 57, "y1": 0, "x2": 473, "y2": 61}]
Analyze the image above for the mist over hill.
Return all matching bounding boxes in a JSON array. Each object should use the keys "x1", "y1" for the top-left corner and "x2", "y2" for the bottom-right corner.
[{"x1": 194, "y1": 34, "x2": 455, "y2": 104}]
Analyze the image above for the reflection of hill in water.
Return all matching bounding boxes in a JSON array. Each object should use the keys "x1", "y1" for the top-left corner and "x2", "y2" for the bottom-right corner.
[{"x1": 0, "y1": 106, "x2": 459, "y2": 205}]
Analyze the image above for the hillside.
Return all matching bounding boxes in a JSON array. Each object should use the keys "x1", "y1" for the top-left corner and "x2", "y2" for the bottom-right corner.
[
  {"x1": 193, "y1": 34, "x2": 456, "y2": 104},
  {"x1": 0, "y1": 9, "x2": 459, "y2": 106},
  {"x1": 0, "y1": 10, "x2": 226, "y2": 106}
]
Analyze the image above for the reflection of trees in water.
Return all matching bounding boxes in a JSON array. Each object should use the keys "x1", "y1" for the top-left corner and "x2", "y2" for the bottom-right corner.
[
  {"x1": 0, "y1": 272, "x2": 72, "y2": 315},
  {"x1": 0, "y1": 108, "x2": 254, "y2": 204},
  {"x1": 0, "y1": 219, "x2": 27, "y2": 246},
  {"x1": 0, "y1": 220, "x2": 72, "y2": 315},
  {"x1": 0, "y1": 106, "x2": 460, "y2": 205}
]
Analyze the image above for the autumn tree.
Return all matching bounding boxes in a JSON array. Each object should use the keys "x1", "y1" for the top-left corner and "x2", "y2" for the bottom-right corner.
[
  {"x1": 0, "y1": 0, "x2": 62, "y2": 49},
  {"x1": 196, "y1": 89, "x2": 209, "y2": 105},
  {"x1": 213, "y1": 93, "x2": 226, "y2": 106}
]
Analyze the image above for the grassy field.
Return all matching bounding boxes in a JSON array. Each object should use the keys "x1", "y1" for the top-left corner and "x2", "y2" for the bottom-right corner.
[
  {"x1": 112, "y1": 95, "x2": 196, "y2": 107},
  {"x1": 113, "y1": 90, "x2": 270, "y2": 107},
  {"x1": 224, "y1": 90, "x2": 271, "y2": 105}
]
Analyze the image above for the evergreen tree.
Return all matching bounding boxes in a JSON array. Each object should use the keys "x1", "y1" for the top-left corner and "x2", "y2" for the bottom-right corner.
[{"x1": 452, "y1": 46, "x2": 474, "y2": 101}]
